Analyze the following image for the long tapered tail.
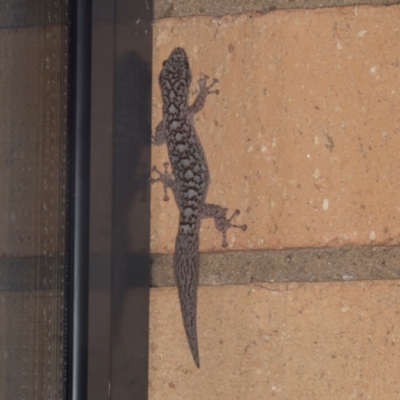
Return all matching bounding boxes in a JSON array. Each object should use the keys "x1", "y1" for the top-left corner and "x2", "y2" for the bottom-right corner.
[{"x1": 174, "y1": 233, "x2": 200, "y2": 368}]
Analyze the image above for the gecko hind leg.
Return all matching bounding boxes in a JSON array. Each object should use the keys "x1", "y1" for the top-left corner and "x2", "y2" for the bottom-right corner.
[
  {"x1": 199, "y1": 203, "x2": 247, "y2": 248},
  {"x1": 149, "y1": 162, "x2": 176, "y2": 202}
]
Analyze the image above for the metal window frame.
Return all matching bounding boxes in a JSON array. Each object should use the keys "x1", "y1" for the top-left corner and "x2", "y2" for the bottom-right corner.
[{"x1": 66, "y1": 0, "x2": 92, "y2": 399}]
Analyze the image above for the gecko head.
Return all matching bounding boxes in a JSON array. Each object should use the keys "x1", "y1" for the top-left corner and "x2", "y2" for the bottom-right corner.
[{"x1": 159, "y1": 47, "x2": 192, "y2": 91}]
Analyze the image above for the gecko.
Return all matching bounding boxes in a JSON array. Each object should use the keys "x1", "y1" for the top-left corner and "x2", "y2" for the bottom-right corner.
[{"x1": 150, "y1": 47, "x2": 247, "y2": 368}]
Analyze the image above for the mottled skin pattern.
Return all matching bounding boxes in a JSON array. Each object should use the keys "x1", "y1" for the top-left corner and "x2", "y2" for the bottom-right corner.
[{"x1": 151, "y1": 47, "x2": 247, "y2": 368}]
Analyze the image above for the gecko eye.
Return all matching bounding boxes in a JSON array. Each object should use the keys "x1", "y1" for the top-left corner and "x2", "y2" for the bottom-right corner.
[{"x1": 162, "y1": 60, "x2": 167, "y2": 67}]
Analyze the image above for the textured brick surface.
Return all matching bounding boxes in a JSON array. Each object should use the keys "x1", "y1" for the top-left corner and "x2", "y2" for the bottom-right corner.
[
  {"x1": 154, "y1": 0, "x2": 400, "y2": 19},
  {"x1": 150, "y1": 6, "x2": 400, "y2": 396},
  {"x1": 151, "y1": 5, "x2": 400, "y2": 253},
  {"x1": 150, "y1": 281, "x2": 400, "y2": 399}
]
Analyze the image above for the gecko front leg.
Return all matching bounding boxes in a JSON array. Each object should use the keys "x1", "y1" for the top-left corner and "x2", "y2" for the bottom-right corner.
[
  {"x1": 149, "y1": 162, "x2": 177, "y2": 202},
  {"x1": 188, "y1": 74, "x2": 219, "y2": 115}
]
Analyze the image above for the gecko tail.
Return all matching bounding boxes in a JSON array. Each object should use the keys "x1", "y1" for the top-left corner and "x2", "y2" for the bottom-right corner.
[{"x1": 174, "y1": 233, "x2": 200, "y2": 368}]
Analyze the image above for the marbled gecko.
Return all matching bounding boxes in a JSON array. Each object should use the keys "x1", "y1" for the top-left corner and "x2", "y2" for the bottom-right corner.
[{"x1": 151, "y1": 47, "x2": 247, "y2": 368}]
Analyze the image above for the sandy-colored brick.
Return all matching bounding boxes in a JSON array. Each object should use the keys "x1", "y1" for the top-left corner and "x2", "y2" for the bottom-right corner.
[
  {"x1": 150, "y1": 280, "x2": 400, "y2": 399},
  {"x1": 151, "y1": 6, "x2": 400, "y2": 253},
  {"x1": 150, "y1": 6, "x2": 400, "y2": 398}
]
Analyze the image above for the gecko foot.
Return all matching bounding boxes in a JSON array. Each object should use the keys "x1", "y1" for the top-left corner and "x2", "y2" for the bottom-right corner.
[
  {"x1": 219, "y1": 209, "x2": 247, "y2": 247},
  {"x1": 200, "y1": 204, "x2": 247, "y2": 248},
  {"x1": 149, "y1": 162, "x2": 173, "y2": 201},
  {"x1": 189, "y1": 74, "x2": 219, "y2": 114},
  {"x1": 198, "y1": 74, "x2": 219, "y2": 96},
  {"x1": 227, "y1": 209, "x2": 247, "y2": 232}
]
